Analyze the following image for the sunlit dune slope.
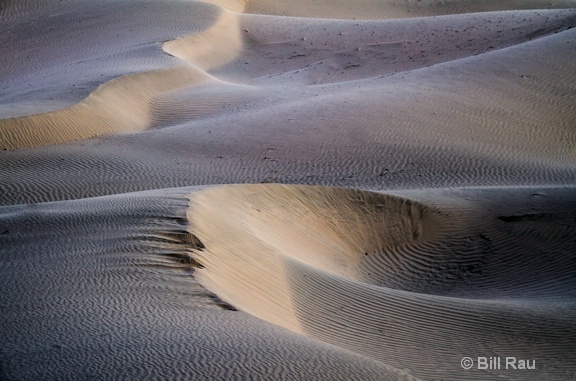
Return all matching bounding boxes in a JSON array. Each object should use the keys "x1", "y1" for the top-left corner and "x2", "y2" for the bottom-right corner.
[{"x1": 187, "y1": 184, "x2": 576, "y2": 380}]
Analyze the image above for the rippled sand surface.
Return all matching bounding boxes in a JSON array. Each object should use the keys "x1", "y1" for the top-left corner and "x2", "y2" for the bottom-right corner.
[{"x1": 1, "y1": 1, "x2": 576, "y2": 380}]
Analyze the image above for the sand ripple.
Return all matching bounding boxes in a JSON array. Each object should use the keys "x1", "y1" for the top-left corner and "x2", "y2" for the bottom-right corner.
[
  {"x1": 187, "y1": 184, "x2": 576, "y2": 380},
  {"x1": 2, "y1": 0, "x2": 576, "y2": 380},
  {"x1": 2, "y1": 1, "x2": 576, "y2": 150}
]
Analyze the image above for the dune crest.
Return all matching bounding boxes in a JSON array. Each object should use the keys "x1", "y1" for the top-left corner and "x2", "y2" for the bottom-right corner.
[
  {"x1": 2, "y1": 0, "x2": 576, "y2": 380},
  {"x1": 190, "y1": 184, "x2": 444, "y2": 281},
  {"x1": 3, "y1": 0, "x2": 576, "y2": 150},
  {"x1": 0, "y1": 67, "x2": 216, "y2": 150},
  {"x1": 187, "y1": 184, "x2": 448, "y2": 327},
  {"x1": 163, "y1": 9, "x2": 245, "y2": 72},
  {"x1": 0, "y1": 3, "x2": 247, "y2": 150},
  {"x1": 186, "y1": 184, "x2": 576, "y2": 380}
]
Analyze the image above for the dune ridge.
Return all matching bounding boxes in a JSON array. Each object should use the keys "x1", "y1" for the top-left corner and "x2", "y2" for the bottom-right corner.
[
  {"x1": 0, "y1": 4, "x2": 231, "y2": 150},
  {"x1": 1, "y1": 187, "x2": 425, "y2": 381},
  {"x1": 187, "y1": 184, "x2": 576, "y2": 380},
  {"x1": 1, "y1": 19, "x2": 576, "y2": 205},
  {"x1": 2, "y1": 0, "x2": 576, "y2": 380},
  {"x1": 187, "y1": 184, "x2": 447, "y2": 331},
  {"x1": 0, "y1": 0, "x2": 249, "y2": 150},
  {"x1": 0, "y1": 67, "x2": 216, "y2": 150},
  {"x1": 2, "y1": 1, "x2": 576, "y2": 150}
]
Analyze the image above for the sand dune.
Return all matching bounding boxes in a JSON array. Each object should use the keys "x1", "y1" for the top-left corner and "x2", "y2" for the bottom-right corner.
[
  {"x1": 0, "y1": 67, "x2": 216, "y2": 150},
  {"x1": 244, "y1": 0, "x2": 576, "y2": 19},
  {"x1": 0, "y1": 0, "x2": 231, "y2": 149},
  {"x1": 0, "y1": 188, "x2": 422, "y2": 381},
  {"x1": 1, "y1": 0, "x2": 576, "y2": 380},
  {"x1": 2, "y1": 20, "x2": 575, "y2": 204},
  {"x1": 229, "y1": 10, "x2": 576, "y2": 85},
  {"x1": 2, "y1": 3, "x2": 576, "y2": 150},
  {"x1": 187, "y1": 184, "x2": 576, "y2": 380}
]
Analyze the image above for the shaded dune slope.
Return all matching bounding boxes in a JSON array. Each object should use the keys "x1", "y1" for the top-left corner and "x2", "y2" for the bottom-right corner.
[
  {"x1": 187, "y1": 184, "x2": 576, "y2": 380},
  {"x1": 1, "y1": 1, "x2": 576, "y2": 380},
  {"x1": 1, "y1": 6, "x2": 576, "y2": 205},
  {"x1": 2, "y1": 1, "x2": 576, "y2": 149},
  {"x1": 0, "y1": 188, "x2": 420, "y2": 381},
  {"x1": 0, "y1": 0, "x2": 220, "y2": 118},
  {"x1": 244, "y1": 0, "x2": 576, "y2": 19},
  {"x1": 196, "y1": 10, "x2": 576, "y2": 85}
]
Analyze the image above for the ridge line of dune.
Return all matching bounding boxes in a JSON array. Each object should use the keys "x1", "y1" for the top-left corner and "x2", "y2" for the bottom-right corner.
[
  {"x1": 0, "y1": 4, "x2": 245, "y2": 151},
  {"x1": 185, "y1": 183, "x2": 576, "y2": 379},
  {"x1": 186, "y1": 184, "x2": 449, "y2": 327},
  {"x1": 2, "y1": 1, "x2": 576, "y2": 150}
]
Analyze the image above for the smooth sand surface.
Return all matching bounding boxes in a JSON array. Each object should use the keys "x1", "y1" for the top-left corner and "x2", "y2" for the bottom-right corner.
[{"x1": 1, "y1": 0, "x2": 576, "y2": 380}]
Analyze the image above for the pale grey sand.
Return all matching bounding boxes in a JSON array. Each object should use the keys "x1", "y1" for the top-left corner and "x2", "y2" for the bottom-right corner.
[{"x1": 1, "y1": 0, "x2": 576, "y2": 380}]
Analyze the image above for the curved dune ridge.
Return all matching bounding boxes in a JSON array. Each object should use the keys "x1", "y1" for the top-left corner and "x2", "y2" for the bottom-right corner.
[
  {"x1": 188, "y1": 184, "x2": 448, "y2": 298},
  {"x1": 0, "y1": 1, "x2": 248, "y2": 149},
  {"x1": 0, "y1": 187, "x2": 425, "y2": 381},
  {"x1": 0, "y1": 67, "x2": 214, "y2": 150},
  {"x1": 188, "y1": 184, "x2": 576, "y2": 300},
  {"x1": 2, "y1": 0, "x2": 576, "y2": 380},
  {"x1": 187, "y1": 184, "x2": 576, "y2": 380},
  {"x1": 2, "y1": 0, "x2": 576, "y2": 149},
  {"x1": 188, "y1": 184, "x2": 448, "y2": 332},
  {"x1": 0, "y1": 3, "x2": 229, "y2": 150}
]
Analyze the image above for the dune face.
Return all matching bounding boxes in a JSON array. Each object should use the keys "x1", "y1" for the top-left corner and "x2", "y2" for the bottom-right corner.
[
  {"x1": 189, "y1": 185, "x2": 445, "y2": 294},
  {"x1": 187, "y1": 184, "x2": 576, "y2": 380},
  {"x1": 188, "y1": 185, "x2": 445, "y2": 331},
  {"x1": 2, "y1": 0, "x2": 576, "y2": 380}
]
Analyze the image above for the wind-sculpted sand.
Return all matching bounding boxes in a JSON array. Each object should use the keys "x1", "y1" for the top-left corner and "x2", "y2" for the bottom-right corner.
[
  {"x1": 1, "y1": 0, "x2": 576, "y2": 380},
  {"x1": 188, "y1": 184, "x2": 576, "y2": 380}
]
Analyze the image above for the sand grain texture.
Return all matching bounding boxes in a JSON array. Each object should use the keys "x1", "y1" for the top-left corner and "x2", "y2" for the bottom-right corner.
[{"x1": 1, "y1": 0, "x2": 576, "y2": 380}]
